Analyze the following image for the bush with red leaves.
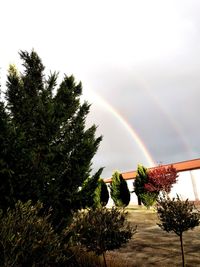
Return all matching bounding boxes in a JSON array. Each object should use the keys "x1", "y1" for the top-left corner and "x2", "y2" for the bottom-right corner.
[{"x1": 144, "y1": 165, "x2": 178, "y2": 194}]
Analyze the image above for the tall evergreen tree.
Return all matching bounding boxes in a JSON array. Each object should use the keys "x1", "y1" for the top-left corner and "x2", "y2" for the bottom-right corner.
[
  {"x1": 110, "y1": 171, "x2": 130, "y2": 207},
  {"x1": 1, "y1": 50, "x2": 102, "y2": 228},
  {"x1": 133, "y1": 164, "x2": 148, "y2": 205},
  {"x1": 0, "y1": 101, "x2": 15, "y2": 210},
  {"x1": 76, "y1": 168, "x2": 104, "y2": 209}
]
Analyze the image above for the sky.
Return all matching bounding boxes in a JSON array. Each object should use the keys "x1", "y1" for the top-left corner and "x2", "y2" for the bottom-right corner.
[{"x1": 0, "y1": 0, "x2": 200, "y2": 178}]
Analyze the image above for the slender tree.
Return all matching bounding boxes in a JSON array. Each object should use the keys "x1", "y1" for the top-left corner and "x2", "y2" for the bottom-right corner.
[
  {"x1": 69, "y1": 207, "x2": 136, "y2": 267},
  {"x1": 0, "y1": 101, "x2": 15, "y2": 211},
  {"x1": 75, "y1": 168, "x2": 104, "y2": 209},
  {"x1": 1, "y1": 50, "x2": 102, "y2": 229},
  {"x1": 94, "y1": 178, "x2": 109, "y2": 208},
  {"x1": 133, "y1": 165, "x2": 148, "y2": 205},
  {"x1": 110, "y1": 171, "x2": 130, "y2": 207},
  {"x1": 157, "y1": 195, "x2": 200, "y2": 267}
]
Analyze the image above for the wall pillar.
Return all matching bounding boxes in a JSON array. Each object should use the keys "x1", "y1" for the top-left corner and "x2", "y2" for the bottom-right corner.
[{"x1": 190, "y1": 171, "x2": 199, "y2": 201}]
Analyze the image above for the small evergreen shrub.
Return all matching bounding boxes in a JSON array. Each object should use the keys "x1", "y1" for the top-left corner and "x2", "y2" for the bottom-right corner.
[
  {"x1": 0, "y1": 200, "x2": 70, "y2": 267},
  {"x1": 140, "y1": 192, "x2": 158, "y2": 209}
]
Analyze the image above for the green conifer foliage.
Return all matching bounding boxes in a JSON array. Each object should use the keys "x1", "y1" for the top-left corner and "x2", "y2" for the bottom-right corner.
[
  {"x1": 0, "y1": 102, "x2": 15, "y2": 210},
  {"x1": 94, "y1": 179, "x2": 109, "y2": 208},
  {"x1": 134, "y1": 165, "x2": 159, "y2": 208},
  {"x1": 133, "y1": 164, "x2": 148, "y2": 205},
  {"x1": 134, "y1": 164, "x2": 177, "y2": 208},
  {"x1": 1, "y1": 50, "x2": 102, "y2": 229},
  {"x1": 76, "y1": 168, "x2": 104, "y2": 209},
  {"x1": 110, "y1": 171, "x2": 130, "y2": 207}
]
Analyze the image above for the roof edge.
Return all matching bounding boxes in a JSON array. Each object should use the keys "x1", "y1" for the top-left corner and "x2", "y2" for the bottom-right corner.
[{"x1": 104, "y1": 157, "x2": 200, "y2": 183}]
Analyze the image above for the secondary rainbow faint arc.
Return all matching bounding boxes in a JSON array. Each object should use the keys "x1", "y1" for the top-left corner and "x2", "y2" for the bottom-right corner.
[
  {"x1": 134, "y1": 75, "x2": 193, "y2": 157},
  {"x1": 84, "y1": 90, "x2": 155, "y2": 167}
]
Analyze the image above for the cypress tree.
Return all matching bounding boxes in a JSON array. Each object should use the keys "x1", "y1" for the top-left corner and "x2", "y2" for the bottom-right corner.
[
  {"x1": 110, "y1": 171, "x2": 130, "y2": 207},
  {"x1": 133, "y1": 164, "x2": 148, "y2": 205},
  {"x1": 134, "y1": 164, "x2": 160, "y2": 208},
  {"x1": 94, "y1": 178, "x2": 109, "y2": 208},
  {"x1": 76, "y1": 168, "x2": 104, "y2": 209},
  {"x1": 1, "y1": 50, "x2": 102, "y2": 228}
]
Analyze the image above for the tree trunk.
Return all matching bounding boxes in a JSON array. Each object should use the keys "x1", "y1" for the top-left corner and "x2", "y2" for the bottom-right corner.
[
  {"x1": 138, "y1": 196, "x2": 142, "y2": 205},
  {"x1": 180, "y1": 233, "x2": 185, "y2": 267},
  {"x1": 102, "y1": 252, "x2": 107, "y2": 267}
]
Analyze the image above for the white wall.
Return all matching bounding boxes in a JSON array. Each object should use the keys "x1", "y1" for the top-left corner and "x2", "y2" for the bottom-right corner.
[
  {"x1": 106, "y1": 169, "x2": 200, "y2": 206},
  {"x1": 169, "y1": 170, "x2": 200, "y2": 200}
]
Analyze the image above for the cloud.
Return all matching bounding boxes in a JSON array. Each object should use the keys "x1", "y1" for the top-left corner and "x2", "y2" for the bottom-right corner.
[{"x1": 1, "y1": 0, "x2": 200, "y2": 178}]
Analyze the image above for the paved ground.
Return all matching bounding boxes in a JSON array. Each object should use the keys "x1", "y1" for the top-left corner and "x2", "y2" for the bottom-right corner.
[{"x1": 106, "y1": 206, "x2": 200, "y2": 267}]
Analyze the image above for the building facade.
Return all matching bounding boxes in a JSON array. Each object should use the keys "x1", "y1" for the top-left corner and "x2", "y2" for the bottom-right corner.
[{"x1": 104, "y1": 158, "x2": 200, "y2": 205}]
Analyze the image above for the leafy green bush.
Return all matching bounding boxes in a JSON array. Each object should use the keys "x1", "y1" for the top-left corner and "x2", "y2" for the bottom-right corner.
[
  {"x1": 157, "y1": 195, "x2": 200, "y2": 267},
  {"x1": 68, "y1": 206, "x2": 136, "y2": 267},
  {"x1": 0, "y1": 200, "x2": 71, "y2": 267}
]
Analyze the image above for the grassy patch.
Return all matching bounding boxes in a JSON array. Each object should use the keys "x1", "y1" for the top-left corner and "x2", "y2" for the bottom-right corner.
[{"x1": 106, "y1": 206, "x2": 200, "y2": 267}]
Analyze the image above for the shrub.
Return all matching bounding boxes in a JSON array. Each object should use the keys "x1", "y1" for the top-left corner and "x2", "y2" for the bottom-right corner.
[
  {"x1": 140, "y1": 192, "x2": 158, "y2": 209},
  {"x1": 68, "y1": 206, "x2": 136, "y2": 267},
  {"x1": 0, "y1": 200, "x2": 70, "y2": 267},
  {"x1": 157, "y1": 195, "x2": 200, "y2": 267},
  {"x1": 110, "y1": 171, "x2": 130, "y2": 207}
]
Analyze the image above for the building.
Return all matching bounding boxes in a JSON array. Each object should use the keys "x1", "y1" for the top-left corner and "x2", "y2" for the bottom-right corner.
[{"x1": 104, "y1": 158, "x2": 200, "y2": 205}]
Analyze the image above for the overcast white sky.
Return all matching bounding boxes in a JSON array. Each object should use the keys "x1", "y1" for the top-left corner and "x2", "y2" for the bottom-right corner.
[{"x1": 1, "y1": 0, "x2": 200, "y2": 177}]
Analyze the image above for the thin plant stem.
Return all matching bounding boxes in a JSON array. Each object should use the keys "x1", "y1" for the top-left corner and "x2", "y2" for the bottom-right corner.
[{"x1": 180, "y1": 233, "x2": 185, "y2": 267}]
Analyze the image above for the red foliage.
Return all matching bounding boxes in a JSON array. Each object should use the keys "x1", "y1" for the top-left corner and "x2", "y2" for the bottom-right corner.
[{"x1": 144, "y1": 165, "x2": 178, "y2": 193}]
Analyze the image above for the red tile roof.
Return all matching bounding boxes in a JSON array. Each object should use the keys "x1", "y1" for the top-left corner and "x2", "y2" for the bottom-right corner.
[{"x1": 104, "y1": 158, "x2": 200, "y2": 183}]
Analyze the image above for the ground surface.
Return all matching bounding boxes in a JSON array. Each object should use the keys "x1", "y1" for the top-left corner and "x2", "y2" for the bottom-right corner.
[{"x1": 106, "y1": 205, "x2": 200, "y2": 267}]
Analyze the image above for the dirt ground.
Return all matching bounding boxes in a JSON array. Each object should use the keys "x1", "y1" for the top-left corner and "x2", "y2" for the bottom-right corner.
[{"x1": 106, "y1": 205, "x2": 200, "y2": 267}]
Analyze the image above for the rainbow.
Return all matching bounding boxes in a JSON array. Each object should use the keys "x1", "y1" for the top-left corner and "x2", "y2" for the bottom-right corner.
[
  {"x1": 83, "y1": 89, "x2": 155, "y2": 167},
  {"x1": 133, "y1": 75, "x2": 193, "y2": 158}
]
